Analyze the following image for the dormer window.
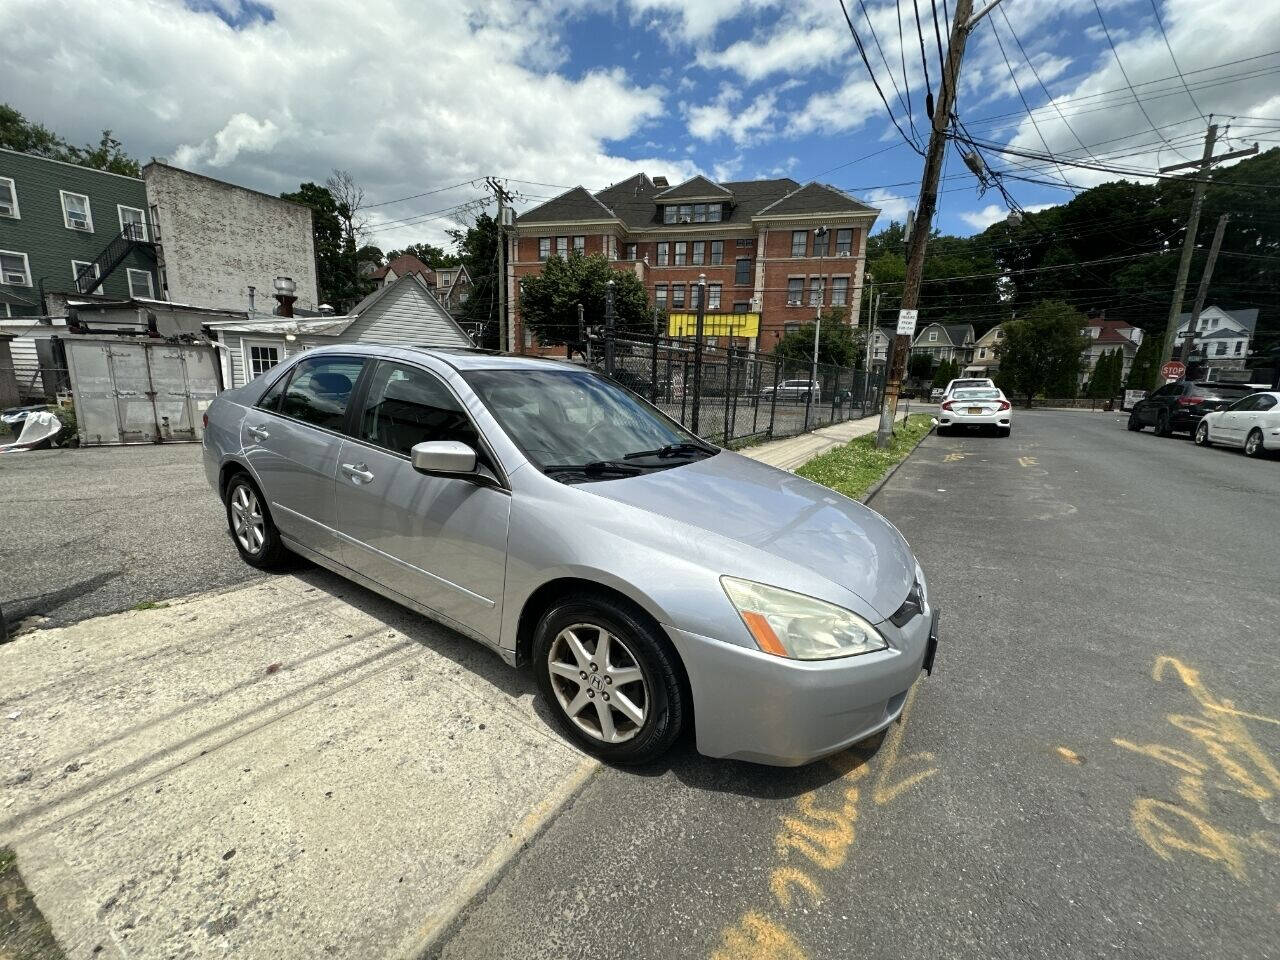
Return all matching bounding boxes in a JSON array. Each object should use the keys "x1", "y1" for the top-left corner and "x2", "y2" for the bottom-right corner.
[
  {"x1": 664, "y1": 205, "x2": 676, "y2": 225},
  {"x1": 678, "y1": 204, "x2": 692, "y2": 222},
  {"x1": 707, "y1": 203, "x2": 722, "y2": 222}
]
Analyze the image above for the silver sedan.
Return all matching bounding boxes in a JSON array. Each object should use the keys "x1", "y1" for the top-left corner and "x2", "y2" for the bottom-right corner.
[{"x1": 203, "y1": 346, "x2": 937, "y2": 766}]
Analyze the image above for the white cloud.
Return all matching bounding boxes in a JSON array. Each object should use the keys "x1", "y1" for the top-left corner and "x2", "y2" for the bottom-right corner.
[
  {"x1": 0, "y1": 0, "x2": 669, "y2": 250},
  {"x1": 685, "y1": 86, "x2": 777, "y2": 146},
  {"x1": 864, "y1": 188, "x2": 912, "y2": 226},
  {"x1": 624, "y1": 0, "x2": 781, "y2": 41},
  {"x1": 697, "y1": 26, "x2": 846, "y2": 83},
  {"x1": 959, "y1": 202, "x2": 1057, "y2": 230},
  {"x1": 712, "y1": 154, "x2": 744, "y2": 181}
]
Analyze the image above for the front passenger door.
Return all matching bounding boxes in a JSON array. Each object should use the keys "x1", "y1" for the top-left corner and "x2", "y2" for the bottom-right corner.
[{"x1": 334, "y1": 360, "x2": 511, "y2": 644}]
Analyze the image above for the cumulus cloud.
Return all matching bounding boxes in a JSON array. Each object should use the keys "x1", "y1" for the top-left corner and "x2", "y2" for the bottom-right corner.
[
  {"x1": 959, "y1": 202, "x2": 1057, "y2": 230},
  {"x1": 685, "y1": 87, "x2": 777, "y2": 146},
  {"x1": 863, "y1": 188, "x2": 912, "y2": 227}
]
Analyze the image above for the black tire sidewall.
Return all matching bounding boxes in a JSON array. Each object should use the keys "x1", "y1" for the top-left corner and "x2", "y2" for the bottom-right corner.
[
  {"x1": 224, "y1": 474, "x2": 286, "y2": 569},
  {"x1": 1245, "y1": 430, "x2": 1263, "y2": 457},
  {"x1": 533, "y1": 599, "x2": 683, "y2": 765}
]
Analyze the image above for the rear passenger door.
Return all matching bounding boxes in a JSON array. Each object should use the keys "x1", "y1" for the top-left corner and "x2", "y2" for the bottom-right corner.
[
  {"x1": 333, "y1": 359, "x2": 511, "y2": 644},
  {"x1": 241, "y1": 354, "x2": 366, "y2": 559}
]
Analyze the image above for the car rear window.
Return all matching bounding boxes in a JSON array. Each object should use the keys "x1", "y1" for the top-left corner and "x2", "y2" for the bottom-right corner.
[
  {"x1": 953, "y1": 389, "x2": 1000, "y2": 400},
  {"x1": 1192, "y1": 384, "x2": 1253, "y2": 400}
]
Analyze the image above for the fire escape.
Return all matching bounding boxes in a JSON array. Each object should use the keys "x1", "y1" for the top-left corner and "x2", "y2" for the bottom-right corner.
[{"x1": 73, "y1": 219, "x2": 159, "y2": 296}]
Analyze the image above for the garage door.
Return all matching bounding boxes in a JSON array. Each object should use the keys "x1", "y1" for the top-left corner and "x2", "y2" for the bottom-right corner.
[{"x1": 62, "y1": 338, "x2": 221, "y2": 445}]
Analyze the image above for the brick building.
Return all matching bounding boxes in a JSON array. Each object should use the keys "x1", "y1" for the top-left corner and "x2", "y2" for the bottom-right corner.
[{"x1": 509, "y1": 173, "x2": 878, "y2": 353}]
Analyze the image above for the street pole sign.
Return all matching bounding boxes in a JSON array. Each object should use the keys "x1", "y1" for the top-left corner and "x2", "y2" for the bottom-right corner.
[
  {"x1": 896, "y1": 309, "x2": 918, "y2": 337},
  {"x1": 1161, "y1": 360, "x2": 1187, "y2": 381}
]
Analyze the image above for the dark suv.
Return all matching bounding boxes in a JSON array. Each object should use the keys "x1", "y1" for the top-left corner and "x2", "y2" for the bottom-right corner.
[{"x1": 1128, "y1": 380, "x2": 1255, "y2": 436}]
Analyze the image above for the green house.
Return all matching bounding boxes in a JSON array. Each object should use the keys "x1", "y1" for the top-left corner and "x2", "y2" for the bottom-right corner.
[{"x1": 0, "y1": 148, "x2": 160, "y2": 317}]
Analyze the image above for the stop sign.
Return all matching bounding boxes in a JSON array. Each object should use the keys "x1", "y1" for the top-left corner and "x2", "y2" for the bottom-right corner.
[{"x1": 1161, "y1": 360, "x2": 1186, "y2": 380}]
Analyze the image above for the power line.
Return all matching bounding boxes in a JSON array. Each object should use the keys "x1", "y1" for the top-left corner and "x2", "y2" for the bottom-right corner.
[
  {"x1": 895, "y1": 0, "x2": 918, "y2": 141},
  {"x1": 858, "y1": 0, "x2": 919, "y2": 147},
  {"x1": 912, "y1": 0, "x2": 934, "y2": 118},
  {"x1": 1148, "y1": 0, "x2": 1208, "y2": 123},
  {"x1": 837, "y1": 0, "x2": 924, "y2": 154},
  {"x1": 363, "y1": 179, "x2": 481, "y2": 209}
]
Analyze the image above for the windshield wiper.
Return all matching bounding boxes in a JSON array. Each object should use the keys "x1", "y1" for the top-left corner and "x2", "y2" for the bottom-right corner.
[
  {"x1": 622, "y1": 441, "x2": 717, "y2": 461},
  {"x1": 543, "y1": 460, "x2": 644, "y2": 479}
]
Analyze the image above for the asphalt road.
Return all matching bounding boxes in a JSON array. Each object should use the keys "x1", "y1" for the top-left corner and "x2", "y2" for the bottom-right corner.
[
  {"x1": 0, "y1": 443, "x2": 258, "y2": 629},
  {"x1": 435, "y1": 408, "x2": 1280, "y2": 960}
]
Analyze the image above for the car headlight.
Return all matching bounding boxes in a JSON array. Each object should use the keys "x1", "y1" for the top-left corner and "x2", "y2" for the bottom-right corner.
[{"x1": 720, "y1": 576, "x2": 888, "y2": 660}]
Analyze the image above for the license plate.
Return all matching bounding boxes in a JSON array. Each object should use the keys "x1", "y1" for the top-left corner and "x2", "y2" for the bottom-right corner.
[
  {"x1": 968, "y1": 407, "x2": 982, "y2": 415},
  {"x1": 922, "y1": 608, "x2": 940, "y2": 676}
]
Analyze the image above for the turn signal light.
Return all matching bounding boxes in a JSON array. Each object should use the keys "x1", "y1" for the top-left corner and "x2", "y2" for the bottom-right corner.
[
  {"x1": 997, "y1": 400, "x2": 1011, "y2": 411},
  {"x1": 940, "y1": 401, "x2": 954, "y2": 411}
]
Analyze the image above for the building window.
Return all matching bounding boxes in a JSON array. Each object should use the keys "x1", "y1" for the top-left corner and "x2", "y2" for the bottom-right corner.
[
  {"x1": 830, "y1": 277, "x2": 848, "y2": 306},
  {"x1": 671, "y1": 283, "x2": 685, "y2": 308},
  {"x1": 791, "y1": 230, "x2": 807, "y2": 257},
  {"x1": 809, "y1": 276, "x2": 824, "y2": 306},
  {"x1": 692, "y1": 241, "x2": 705, "y2": 265},
  {"x1": 693, "y1": 203, "x2": 707, "y2": 223},
  {"x1": 1235, "y1": 341, "x2": 1243, "y2": 355},
  {"x1": 674, "y1": 242, "x2": 687, "y2": 266},
  {"x1": 707, "y1": 203, "x2": 722, "y2": 222},
  {"x1": 735, "y1": 258, "x2": 752, "y2": 286},
  {"x1": 979, "y1": 348, "x2": 987, "y2": 359},
  {"x1": 0, "y1": 250, "x2": 31, "y2": 286},
  {"x1": 787, "y1": 277, "x2": 803, "y2": 305},
  {"x1": 624, "y1": 243, "x2": 637, "y2": 260},
  {"x1": 814, "y1": 230, "x2": 829, "y2": 257},
  {"x1": 657, "y1": 242, "x2": 669, "y2": 266},
  {"x1": 572, "y1": 235, "x2": 585, "y2": 255},
  {"x1": 0, "y1": 177, "x2": 18, "y2": 218},
  {"x1": 71, "y1": 260, "x2": 101, "y2": 292},
  {"x1": 538, "y1": 237, "x2": 551, "y2": 260},
  {"x1": 127, "y1": 268, "x2": 155, "y2": 299},
  {"x1": 710, "y1": 240, "x2": 723, "y2": 265},
  {"x1": 836, "y1": 228, "x2": 854, "y2": 256},
  {"x1": 784, "y1": 323, "x2": 801, "y2": 335},
  {"x1": 556, "y1": 236, "x2": 569, "y2": 257},
  {"x1": 733, "y1": 302, "x2": 750, "y2": 314},
  {"x1": 994, "y1": 329, "x2": 1003, "y2": 340},
  {"x1": 655, "y1": 283, "x2": 668, "y2": 308},
  {"x1": 118, "y1": 205, "x2": 148, "y2": 241},
  {"x1": 60, "y1": 190, "x2": 93, "y2": 231},
  {"x1": 678, "y1": 204, "x2": 692, "y2": 222},
  {"x1": 1214, "y1": 341, "x2": 1226, "y2": 356},
  {"x1": 736, "y1": 238, "x2": 754, "y2": 247},
  {"x1": 708, "y1": 283, "x2": 722, "y2": 309},
  {"x1": 663, "y1": 205, "x2": 676, "y2": 224},
  {"x1": 247, "y1": 343, "x2": 281, "y2": 379},
  {"x1": 928, "y1": 330, "x2": 938, "y2": 342},
  {"x1": 691, "y1": 284, "x2": 702, "y2": 309}
]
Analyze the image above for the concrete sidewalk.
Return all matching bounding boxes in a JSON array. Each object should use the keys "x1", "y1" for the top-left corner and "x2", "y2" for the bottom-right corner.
[
  {"x1": 739, "y1": 413, "x2": 880, "y2": 471},
  {"x1": 0, "y1": 570, "x2": 594, "y2": 959}
]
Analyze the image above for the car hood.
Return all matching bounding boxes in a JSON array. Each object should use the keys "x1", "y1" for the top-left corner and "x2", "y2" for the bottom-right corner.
[{"x1": 583, "y1": 451, "x2": 916, "y2": 620}]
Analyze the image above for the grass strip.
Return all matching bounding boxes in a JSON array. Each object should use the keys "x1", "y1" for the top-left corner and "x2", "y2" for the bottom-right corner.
[
  {"x1": 0, "y1": 848, "x2": 67, "y2": 959},
  {"x1": 796, "y1": 414, "x2": 934, "y2": 501}
]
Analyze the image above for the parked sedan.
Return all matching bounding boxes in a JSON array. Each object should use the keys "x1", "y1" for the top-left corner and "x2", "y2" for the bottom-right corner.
[
  {"x1": 937, "y1": 387, "x2": 1011, "y2": 436},
  {"x1": 1194, "y1": 391, "x2": 1280, "y2": 457},
  {"x1": 1127, "y1": 380, "x2": 1255, "y2": 436},
  {"x1": 203, "y1": 347, "x2": 937, "y2": 767},
  {"x1": 760, "y1": 379, "x2": 821, "y2": 403}
]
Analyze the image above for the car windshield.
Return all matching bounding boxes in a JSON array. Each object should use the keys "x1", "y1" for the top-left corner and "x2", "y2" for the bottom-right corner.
[
  {"x1": 464, "y1": 367, "x2": 715, "y2": 478},
  {"x1": 953, "y1": 388, "x2": 1001, "y2": 400}
]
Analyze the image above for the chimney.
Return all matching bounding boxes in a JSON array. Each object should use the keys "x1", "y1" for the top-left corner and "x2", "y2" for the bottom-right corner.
[
  {"x1": 247, "y1": 285, "x2": 256, "y2": 314},
  {"x1": 652, "y1": 176, "x2": 669, "y2": 188},
  {"x1": 273, "y1": 276, "x2": 297, "y2": 318}
]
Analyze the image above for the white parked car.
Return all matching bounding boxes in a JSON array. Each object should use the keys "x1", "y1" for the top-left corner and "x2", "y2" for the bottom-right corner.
[
  {"x1": 760, "y1": 379, "x2": 820, "y2": 403},
  {"x1": 1194, "y1": 391, "x2": 1280, "y2": 457},
  {"x1": 940, "y1": 377, "x2": 994, "y2": 401},
  {"x1": 938, "y1": 386, "x2": 1011, "y2": 436}
]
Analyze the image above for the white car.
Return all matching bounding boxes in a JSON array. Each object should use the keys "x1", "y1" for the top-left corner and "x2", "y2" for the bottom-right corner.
[
  {"x1": 940, "y1": 377, "x2": 995, "y2": 401},
  {"x1": 1194, "y1": 390, "x2": 1280, "y2": 457},
  {"x1": 938, "y1": 386, "x2": 1011, "y2": 436}
]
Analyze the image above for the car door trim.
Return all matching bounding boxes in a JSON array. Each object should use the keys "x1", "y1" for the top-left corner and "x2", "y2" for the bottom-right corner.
[{"x1": 272, "y1": 501, "x2": 496, "y2": 608}]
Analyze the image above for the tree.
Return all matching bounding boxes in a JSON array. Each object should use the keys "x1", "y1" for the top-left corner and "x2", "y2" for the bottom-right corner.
[
  {"x1": 996, "y1": 300, "x2": 1091, "y2": 405},
  {"x1": 355, "y1": 244, "x2": 384, "y2": 268},
  {"x1": 446, "y1": 213, "x2": 501, "y2": 347},
  {"x1": 384, "y1": 242, "x2": 460, "y2": 269},
  {"x1": 909, "y1": 352, "x2": 935, "y2": 380},
  {"x1": 932, "y1": 358, "x2": 956, "y2": 388},
  {"x1": 518, "y1": 253, "x2": 650, "y2": 344},
  {"x1": 281, "y1": 181, "x2": 360, "y2": 309},
  {"x1": 0, "y1": 103, "x2": 141, "y2": 176},
  {"x1": 773, "y1": 309, "x2": 864, "y2": 367},
  {"x1": 1127, "y1": 332, "x2": 1161, "y2": 391}
]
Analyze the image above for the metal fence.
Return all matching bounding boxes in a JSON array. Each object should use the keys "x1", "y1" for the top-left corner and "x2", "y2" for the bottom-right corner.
[
  {"x1": 0, "y1": 363, "x2": 70, "y2": 409},
  {"x1": 593, "y1": 333, "x2": 883, "y2": 447}
]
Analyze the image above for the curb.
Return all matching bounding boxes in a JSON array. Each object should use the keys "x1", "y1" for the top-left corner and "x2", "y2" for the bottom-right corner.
[{"x1": 860, "y1": 422, "x2": 936, "y2": 505}]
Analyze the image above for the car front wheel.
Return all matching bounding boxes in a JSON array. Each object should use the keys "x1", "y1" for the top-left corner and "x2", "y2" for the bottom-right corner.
[
  {"x1": 1127, "y1": 411, "x2": 1143, "y2": 431},
  {"x1": 1244, "y1": 428, "x2": 1265, "y2": 458},
  {"x1": 534, "y1": 597, "x2": 685, "y2": 764},
  {"x1": 1194, "y1": 421, "x2": 1212, "y2": 447},
  {"x1": 224, "y1": 474, "x2": 290, "y2": 570},
  {"x1": 1154, "y1": 410, "x2": 1173, "y2": 437}
]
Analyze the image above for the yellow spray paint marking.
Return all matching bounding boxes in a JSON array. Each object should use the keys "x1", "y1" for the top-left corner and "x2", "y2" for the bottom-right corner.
[
  {"x1": 1018, "y1": 456, "x2": 1038, "y2": 467},
  {"x1": 1056, "y1": 746, "x2": 1084, "y2": 765},
  {"x1": 1115, "y1": 656, "x2": 1280, "y2": 881},
  {"x1": 873, "y1": 685, "x2": 938, "y2": 805},
  {"x1": 943, "y1": 452, "x2": 966, "y2": 462},
  {"x1": 710, "y1": 911, "x2": 807, "y2": 960},
  {"x1": 769, "y1": 868, "x2": 824, "y2": 910}
]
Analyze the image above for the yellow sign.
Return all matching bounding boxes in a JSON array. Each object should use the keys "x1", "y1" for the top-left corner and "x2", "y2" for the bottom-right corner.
[{"x1": 667, "y1": 311, "x2": 760, "y2": 338}]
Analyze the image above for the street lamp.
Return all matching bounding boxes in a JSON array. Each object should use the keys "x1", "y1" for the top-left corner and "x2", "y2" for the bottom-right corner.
[{"x1": 807, "y1": 226, "x2": 829, "y2": 430}]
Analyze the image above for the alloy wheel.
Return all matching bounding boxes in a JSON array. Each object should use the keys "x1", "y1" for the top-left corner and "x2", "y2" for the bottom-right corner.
[
  {"x1": 230, "y1": 484, "x2": 265, "y2": 555},
  {"x1": 547, "y1": 623, "x2": 649, "y2": 744},
  {"x1": 1195, "y1": 422, "x2": 1209, "y2": 446},
  {"x1": 1245, "y1": 430, "x2": 1262, "y2": 456}
]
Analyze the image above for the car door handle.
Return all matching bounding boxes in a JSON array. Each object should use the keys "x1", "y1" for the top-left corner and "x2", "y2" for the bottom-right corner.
[
  {"x1": 247, "y1": 424, "x2": 269, "y2": 441},
  {"x1": 341, "y1": 462, "x2": 374, "y2": 484}
]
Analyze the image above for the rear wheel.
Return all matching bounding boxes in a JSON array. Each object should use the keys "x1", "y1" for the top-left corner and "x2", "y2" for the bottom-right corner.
[
  {"x1": 224, "y1": 474, "x2": 290, "y2": 570},
  {"x1": 1154, "y1": 410, "x2": 1172, "y2": 437},
  {"x1": 1244, "y1": 428, "x2": 1265, "y2": 458},
  {"x1": 1194, "y1": 421, "x2": 1212, "y2": 447},
  {"x1": 534, "y1": 597, "x2": 685, "y2": 765}
]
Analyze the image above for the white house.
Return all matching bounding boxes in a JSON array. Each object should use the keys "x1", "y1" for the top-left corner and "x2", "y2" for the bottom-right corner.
[
  {"x1": 963, "y1": 323, "x2": 1005, "y2": 378},
  {"x1": 1177, "y1": 306, "x2": 1256, "y2": 370},
  {"x1": 911, "y1": 323, "x2": 975, "y2": 364},
  {"x1": 1080, "y1": 317, "x2": 1144, "y2": 385},
  {"x1": 205, "y1": 273, "x2": 472, "y2": 389}
]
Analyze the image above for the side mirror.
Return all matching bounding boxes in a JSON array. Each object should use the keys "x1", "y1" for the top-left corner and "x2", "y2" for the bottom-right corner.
[{"x1": 410, "y1": 440, "x2": 478, "y2": 476}]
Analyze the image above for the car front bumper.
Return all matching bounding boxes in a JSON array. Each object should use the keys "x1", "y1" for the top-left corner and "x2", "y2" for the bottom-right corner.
[{"x1": 664, "y1": 607, "x2": 936, "y2": 766}]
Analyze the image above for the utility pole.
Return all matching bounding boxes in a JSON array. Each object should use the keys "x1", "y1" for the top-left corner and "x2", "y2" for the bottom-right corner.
[
  {"x1": 875, "y1": 0, "x2": 1004, "y2": 447},
  {"x1": 1158, "y1": 124, "x2": 1257, "y2": 365},
  {"x1": 485, "y1": 177, "x2": 517, "y2": 353},
  {"x1": 1179, "y1": 213, "x2": 1229, "y2": 364},
  {"x1": 691, "y1": 273, "x2": 707, "y2": 435}
]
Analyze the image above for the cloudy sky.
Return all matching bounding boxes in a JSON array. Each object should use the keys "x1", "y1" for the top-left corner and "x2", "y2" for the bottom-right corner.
[{"x1": 3, "y1": 0, "x2": 1278, "y2": 251}]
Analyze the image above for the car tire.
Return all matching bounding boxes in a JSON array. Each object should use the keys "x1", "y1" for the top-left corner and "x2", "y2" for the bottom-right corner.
[
  {"x1": 534, "y1": 597, "x2": 685, "y2": 765},
  {"x1": 1154, "y1": 410, "x2": 1172, "y2": 437},
  {"x1": 1194, "y1": 421, "x2": 1212, "y2": 447},
  {"x1": 1244, "y1": 428, "x2": 1265, "y2": 458},
  {"x1": 997, "y1": 426, "x2": 1011, "y2": 437},
  {"x1": 224, "y1": 473, "x2": 291, "y2": 570},
  {"x1": 1127, "y1": 412, "x2": 1143, "y2": 432}
]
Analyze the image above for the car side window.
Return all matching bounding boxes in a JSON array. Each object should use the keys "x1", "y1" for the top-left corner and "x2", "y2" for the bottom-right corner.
[
  {"x1": 256, "y1": 368, "x2": 291, "y2": 412},
  {"x1": 359, "y1": 361, "x2": 481, "y2": 457},
  {"x1": 1256, "y1": 395, "x2": 1277, "y2": 411},
  {"x1": 279, "y1": 356, "x2": 365, "y2": 431}
]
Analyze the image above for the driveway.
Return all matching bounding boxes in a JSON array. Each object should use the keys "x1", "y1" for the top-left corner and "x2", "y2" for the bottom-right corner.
[{"x1": 0, "y1": 444, "x2": 256, "y2": 629}]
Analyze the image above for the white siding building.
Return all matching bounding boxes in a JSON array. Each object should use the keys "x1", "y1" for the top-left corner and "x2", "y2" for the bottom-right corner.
[
  {"x1": 143, "y1": 162, "x2": 319, "y2": 314},
  {"x1": 205, "y1": 273, "x2": 472, "y2": 388}
]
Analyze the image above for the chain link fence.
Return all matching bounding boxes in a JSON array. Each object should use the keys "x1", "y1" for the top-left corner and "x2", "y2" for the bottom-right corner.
[{"x1": 593, "y1": 333, "x2": 882, "y2": 447}]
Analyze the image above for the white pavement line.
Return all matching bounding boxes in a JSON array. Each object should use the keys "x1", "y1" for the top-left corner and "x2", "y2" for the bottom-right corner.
[{"x1": 390, "y1": 755, "x2": 600, "y2": 960}]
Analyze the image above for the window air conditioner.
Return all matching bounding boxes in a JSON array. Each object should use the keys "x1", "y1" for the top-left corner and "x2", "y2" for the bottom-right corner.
[
  {"x1": 4, "y1": 271, "x2": 25, "y2": 284},
  {"x1": 838, "y1": 251, "x2": 851, "y2": 257},
  {"x1": 0, "y1": 202, "x2": 12, "y2": 216},
  {"x1": 679, "y1": 217, "x2": 692, "y2": 223},
  {"x1": 786, "y1": 299, "x2": 801, "y2": 306},
  {"x1": 69, "y1": 214, "x2": 88, "y2": 229}
]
